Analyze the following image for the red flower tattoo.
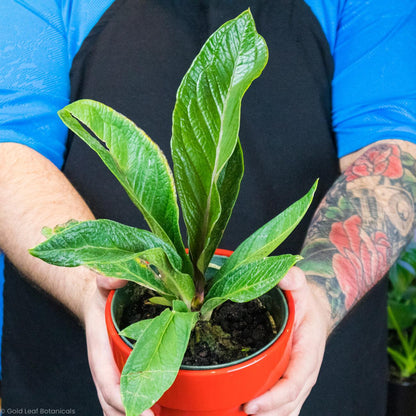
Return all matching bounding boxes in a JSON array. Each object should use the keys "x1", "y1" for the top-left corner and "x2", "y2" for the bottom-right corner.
[
  {"x1": 345, "y1": 144, "x2": 403, "y2": 182},
  {"x1": 330, "y1": 215, "x2": 391, "y2": 309}
]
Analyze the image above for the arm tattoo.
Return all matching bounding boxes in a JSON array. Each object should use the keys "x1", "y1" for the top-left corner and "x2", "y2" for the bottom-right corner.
[{"x1": 300, "y1": 143, "x2": 416, "y2": 326}]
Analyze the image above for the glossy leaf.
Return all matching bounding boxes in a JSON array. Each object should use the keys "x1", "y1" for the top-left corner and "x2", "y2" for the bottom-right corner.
[
  {"x1": 199, "y1": 140, "x2": 244, "y2": 274},
  {"x1": 139, "y1": 247, "x2": 195, "y2": 307},
  {"x1": 172, "y1": 299, "x2": 190, "y2": 312},
  {"x1": 204, "y1": 255, "x2": 301, "y2": 315},
  {"x1": 200, "y1": 297, "x2": 225, "y2": 320},
  {"x1": 213, "y1": 180, "x2": 317, "y2": 282},
  {"x1": 120, "y1": 318, "x2": 153, "y2": 341},
  {"x1": 41, "y1": 219, "x2": 81, "y2": 238},
  {"x1": 30, "y1": 219, "x2": 187, "y2": 297},
  {"x1": 121, "y1": 309, "x2": 198, "y2": 416},
  {"x1": 92, "y1": 256, "x2": 172, "y2": 296},
  {"x1": 30, "y1": 219, "x2": 182, "y2": 268},
  {"x1": 172, "y1": 10, "x2": 267, "y2": 275},
  {"x1": 58, "y1": 99, "x2": 191, "y2": 273}
]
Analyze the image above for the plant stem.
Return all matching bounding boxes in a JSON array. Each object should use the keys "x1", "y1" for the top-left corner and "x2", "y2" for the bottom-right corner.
[
  {"x1": 190, "y1": 259, "x2": 206, "y2": 310},
  {"x1": 191, "y1": 288, "x2": 205, "y2": 311}
]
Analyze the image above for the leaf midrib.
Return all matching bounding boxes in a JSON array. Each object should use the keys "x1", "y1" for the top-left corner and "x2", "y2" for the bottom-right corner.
[
  {"x1": 200, "y1": 20, "x2": 249, "y2": 251},
  {"x1": 34, "y1": 245, "x2": 141, "y2": 263},
  {"x1": 126, "y1": 311, "x2": 175, "y2": 377}
]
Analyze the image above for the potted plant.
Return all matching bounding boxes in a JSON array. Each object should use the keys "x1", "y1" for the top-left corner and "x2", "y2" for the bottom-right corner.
[
  {"x1": 387, "y1": 242, "x2": 416, "y2": 416},
  {"x1": 30, "y1": 10, "x2": 317, "y2": 416},
  {"x1": 105, "y1": 250, "x2": 296, "y2": 416}
]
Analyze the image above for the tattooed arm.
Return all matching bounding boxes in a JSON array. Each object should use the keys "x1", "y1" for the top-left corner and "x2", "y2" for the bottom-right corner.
[
  {"x1": 245, "y1": 139, "x2": 416, "y2": 416},
  {"x1": 301, "y1": 140, "x2": 416, "y2": 328}
]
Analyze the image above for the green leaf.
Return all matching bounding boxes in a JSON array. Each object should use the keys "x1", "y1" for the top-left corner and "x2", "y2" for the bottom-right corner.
[
  {"x1": 139, "y1": 248, "x2": 195, "y2": 307},
  {"x1": 214, "y1": 180, "x2": 317, "y2": 281},
  {"x1": 172, "y1": 299, "x2": 189, "y2": 312},
  {"x1": 41, "y1": 220, "x2": 82, "y2": 239},
  {"x1": 171, "y1": 10, "x2": 268, "y2": 275},
  {"x1": 400, "y1": 248, "x2": 416, "y2": 271},
  {"x1": 121, "y1": 309, "x2": 198, "y2": 416},
  {"x1": 58, "y1": 99, "x2": 191, "y2": 273},
  {"x1": 30, "y1": 219, "x2": 184, "y2": 297},
  {"x1": 30, "y1": 219, "x2": 182, "y2": 268},
  {"x1": 148, "y1": 297, "x2": 173, "y2": 307},
  {"x1": 120, "y1": 318, "x2": 153, "y2": 341},
  {"x1": 91, "y1": 257, "x2": 172, "y2": 296},
  {"x1": 198, "y1": 140, "x2": 244, "y2": 274},
  {"x1": 388, "y1": 300, "x2": 416, "y2": 329},
  {"x1": 387, "y1": 306, "x2": 416, "y2": 378},
  {"x1": 200, "y1": 297, "x2": 227, "y2": 320},
  {"x1": 387, "y1": 347, "x2": 409, "y2": 374},
  {"x1": 206, "y1": 254, "x2": 301, "y2": 309},
  {"x1": 389, "y1": 262, "x2": 414, "y2": 296}
]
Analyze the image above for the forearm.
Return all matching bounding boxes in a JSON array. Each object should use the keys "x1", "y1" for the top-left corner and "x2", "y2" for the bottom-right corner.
[
  {"x1": 0, "y1": 142, "x2": 96, "y2": 320},
  {"x1": 299, "y1": 140, "x2": 416, "y2": 330}
]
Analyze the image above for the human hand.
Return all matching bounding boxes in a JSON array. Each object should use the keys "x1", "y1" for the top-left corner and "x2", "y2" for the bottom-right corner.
[
  {"x1": 244, "y1": 267, "x2": 331, "y2": 416},
  {"x1": 83, "y1": 275, "x2": 155, "y2": 416}
]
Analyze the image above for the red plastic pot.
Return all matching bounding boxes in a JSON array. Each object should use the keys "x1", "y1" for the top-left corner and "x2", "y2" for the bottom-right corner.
[{"x1": 105, "y1": 249, "x2": 295, "y2": 416}]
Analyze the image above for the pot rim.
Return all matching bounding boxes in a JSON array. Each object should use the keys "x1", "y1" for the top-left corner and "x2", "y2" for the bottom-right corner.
[
  {"x1": 105, "y1": 249, "x2": 295, "y2": 374},
  {"x1": 107, "y1": 289, "x2": 294, "y2": 375},
  {"x1": 112, "y1": 289, "x2": 289, "y2": 370}
]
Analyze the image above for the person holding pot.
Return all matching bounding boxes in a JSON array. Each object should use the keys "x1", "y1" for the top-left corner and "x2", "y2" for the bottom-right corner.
[{"x1": 0, "y1": 0, "x2": 415, "y2": 415}]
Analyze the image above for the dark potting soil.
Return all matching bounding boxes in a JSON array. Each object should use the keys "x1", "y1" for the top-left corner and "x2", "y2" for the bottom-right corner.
[
  {"x1": 183, "y1": 299, "x2": 278, "y2": 366},
  {"x1": 118, "y1": 286, "x2": 280, "y2": 367}
]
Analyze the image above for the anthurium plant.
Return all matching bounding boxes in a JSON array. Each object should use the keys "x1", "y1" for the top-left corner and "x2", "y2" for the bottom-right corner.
[
  {"x1": 30, "y1": 10, "x2": 317, "y2": 416},
  {"x1": 387, "y1": 242, "x2": 416, "y2": 381}
]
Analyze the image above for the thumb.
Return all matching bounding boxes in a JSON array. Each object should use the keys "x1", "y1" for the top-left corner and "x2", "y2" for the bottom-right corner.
[
  {"x1": 96, "y1": 274, "x2": 127, "y2": 291},
  {"x1": 278, "y1": 266, "x2": 307, "y2": 291}
]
